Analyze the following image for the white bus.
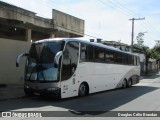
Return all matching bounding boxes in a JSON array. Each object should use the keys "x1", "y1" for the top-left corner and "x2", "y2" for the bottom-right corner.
[{"x1": 16, "y1": 38, "x2": 140, "y2": 99}]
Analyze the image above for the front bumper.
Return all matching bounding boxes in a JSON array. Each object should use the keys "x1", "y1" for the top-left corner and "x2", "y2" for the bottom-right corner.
[{"x1": 24, "y1": 87, "x2": 61, "y2": 98}]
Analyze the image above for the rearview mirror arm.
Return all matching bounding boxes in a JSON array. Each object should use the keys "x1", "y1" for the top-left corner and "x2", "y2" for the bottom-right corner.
[{"x1": 16, "y1": 53, "x2": 28, "y2": 67}]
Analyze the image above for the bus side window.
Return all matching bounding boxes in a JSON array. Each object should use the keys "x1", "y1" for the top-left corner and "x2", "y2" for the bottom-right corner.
[
  {"x1": 122, "y1": 54, "x2": 128, "y2": 65},
  {"x1": 137, "y1": 56, "x2": 140, "y2": 66},
  {"x1": 87, "y1": 45, "x2": 94, "y2": 62},
  {"x1": 94, "y1": 47, "x2": 105, "y2": 63},
  {"x1": 123, "y1": 54, "x2": 128, "y2": 65},
  {"x1": 80, "y1": 43, "x2": 87, "y2": 62},
  {"x1": 128, "y1": 55, "x2": 133, "y2": 65},
  {"x1": 132, "y1": 56, "x2": 135, "y2": 65},
  {"x1": 105, "y1": 50, "x2": 114, "y2": 63},
  {"x1": 80, "y1": 43, "x2": 94, "y2": 62},
  {"x1": 134, "y1": 56, "x2": 137, "y2": 65},
  {"x1": 115, "y1": 53, "x2": 122, "y2": 64}
]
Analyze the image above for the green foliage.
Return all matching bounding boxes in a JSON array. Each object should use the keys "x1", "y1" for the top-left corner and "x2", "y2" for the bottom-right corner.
[
  {"x1": 133, "y1": 44, "x2": 151, "y2": 57},
  {"x1": 154, "y1": 45, "x2": 160, "y2": 53},
  {"x1": 133, "y1": 44, "x2": 160, "y2": 60},
  {"x1": 133, "y1": 43, "x2": 160, "y2": 75},
  {"x1": 133, "y1": 44, "x2": 155, "y2": 75},
  {"x1": 152, "y1": 45, "x2": 160, "y2": 60}
]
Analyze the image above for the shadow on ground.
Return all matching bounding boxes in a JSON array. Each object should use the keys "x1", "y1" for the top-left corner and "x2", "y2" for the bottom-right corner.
[{"x1": 0, "y1": 85, "x2": 158, "y2": 117}]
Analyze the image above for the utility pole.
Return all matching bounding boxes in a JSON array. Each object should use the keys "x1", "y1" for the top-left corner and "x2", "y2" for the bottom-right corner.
[{"x1": 129, "y1": 17, "x2": 145, "y2": 52}]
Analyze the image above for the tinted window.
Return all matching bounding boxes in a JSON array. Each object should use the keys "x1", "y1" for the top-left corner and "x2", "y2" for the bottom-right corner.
[
  {"x1": 122, "y1": 54, "x2": 128, "y2": 65},
  {"x1": 137, "y1": 56, "x2": 140, "y2": 65},
  {"x1": 132, "y1": 56, "x2": 134, "y2": 65},
  {"x1": 87, "y1": 45, "x2": 94, "y2": 61},
  {"x1": 61, "y1": 42, "x2": 79, "y2": 80},
  {"x1": 80, "y1": 43, "x2": 94, "y2": 62},
  {"x1": 26, "y1": 41, "x2": 64, "y2": 82},
  {"x1": 105, "y1": 50, "x2": 114, "y2": 63},
  {"x1": 115, "y1": 53, "x2": 122, "y2": 64},
  {"x1": 94, "y1": 47, "x2": 105, "y2": 62},
  {"x1": 29, "y1": 41, "x2": 64, "y2": 64},
  {"x1": 134, "y1": 56, "x2": 137, "y2": 65},
  {"x1": 80, "y1": 43, "x2": 87, "y2": 61},
  {"x1": 127, "y1": 55, "x2": 132, "y2": 65},
  {"x1": 80, "y1": 43, "x2": 138, "y2": 66}
]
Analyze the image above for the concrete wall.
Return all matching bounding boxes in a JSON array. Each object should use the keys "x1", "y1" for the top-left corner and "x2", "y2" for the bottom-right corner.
[
  {"x1": 0, "y1": 38, "x2": 31, "y2": 85},
  {"x1": 0, "y1": 1, "x2": 84, "y2": 39},
  {"x1": 148, "y1": 61, "x2": 157, "y2": 71},
  {"x1": 52, "y1": 9, "x2": 84, "y2": 36},
  {"x1": 0, "y1": 5, "x2": 52, "y2": 29}
]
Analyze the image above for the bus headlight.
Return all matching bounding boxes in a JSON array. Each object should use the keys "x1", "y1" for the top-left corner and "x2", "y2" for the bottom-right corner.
[
  {"x1": 25, "y1": 85, "x2": 30, "y2": 89},
  {"x1": 47, "y1": 87, "x2": 59, "y2": 91}
]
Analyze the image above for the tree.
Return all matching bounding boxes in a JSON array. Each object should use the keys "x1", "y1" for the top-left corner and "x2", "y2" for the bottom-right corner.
[
  {"x1": 136, "y1": 32, "x2": 145, "y2": 46},
  {"x1": 133, "y1": 44, "x2": 151, "y2": 75},
  {"x1": 134, "y1": 32, "x2": 160, "y2": 74},
  {"x1": 152, "y1": 45, "x2": 160, "y2": 71},
  {"x1": 141, "y1": 46, "x2": 152, "y2": 75}
]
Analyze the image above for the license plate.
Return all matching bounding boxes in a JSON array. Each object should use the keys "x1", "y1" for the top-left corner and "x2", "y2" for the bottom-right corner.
[{"x1": 34, "y1": 92, "x2": 40, "y2": 96}]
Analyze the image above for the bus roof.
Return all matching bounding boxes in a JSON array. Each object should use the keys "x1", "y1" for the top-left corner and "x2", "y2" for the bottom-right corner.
[{"x1": 34, "y1": 38, "x2": 137, "y2": 56}]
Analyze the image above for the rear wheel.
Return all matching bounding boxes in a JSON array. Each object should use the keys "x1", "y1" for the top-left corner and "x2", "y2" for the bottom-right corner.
[
  {"x1": 122, "y1": 79, "x2": 127, "y2": 89},
  {"x1": 78, "y1": 83, "x2": 87, "y2": 97},
  {"x1": 127, "y1": 78, "x2": 132, "y2": 88}
]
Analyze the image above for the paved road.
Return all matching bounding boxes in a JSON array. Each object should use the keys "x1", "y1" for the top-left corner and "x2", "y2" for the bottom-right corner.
[{"x1": 0, "y1": 73, "x2": 160, "y2": 120}]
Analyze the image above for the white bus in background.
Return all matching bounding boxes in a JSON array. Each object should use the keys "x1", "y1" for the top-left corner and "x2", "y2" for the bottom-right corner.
[{"x1": 16, "y1": 38, "x2": 140, "y2": 99}]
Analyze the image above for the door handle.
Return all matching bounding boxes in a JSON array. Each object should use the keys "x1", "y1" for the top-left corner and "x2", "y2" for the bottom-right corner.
[{"x1": 73, "y1": 78, "x2": 75, "y2": 84}]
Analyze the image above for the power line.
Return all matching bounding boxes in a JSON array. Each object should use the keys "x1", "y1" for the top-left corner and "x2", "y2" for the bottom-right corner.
[
  {"x1": 113, "y1": 0, "x2": 141, "y2": 17},
  {"x1": 97, "y1": 0, "x2": 160, "y2": 43},
  {"x1": 112, "y1": 0, "x2": 160, "y2": 38},
  {"x1": 97, "y1": 0, "x2": 132, "y2": 17},
  {"x1": 99, "y1": 0, "x2": 160, "y2": 40},
  {"x1": 2, "y1": 0, "x2": 160, "y2": 44},
  {"x1": 96, "y1": 0, "x2": 156, "y2": 42}
]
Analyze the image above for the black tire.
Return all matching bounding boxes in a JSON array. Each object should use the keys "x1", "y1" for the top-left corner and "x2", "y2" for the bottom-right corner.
[
  {"x1": 122, "y1": 79, "x2": 127, "y2": 89},
  {"x1": 78, "y1": 83, "x2": 87, "y2": 97},
  {"x1": 24, "y1": 91, "x2": 33, "y2": 97},
  {"x1": 127, "y1": 78, "x2": 132, "y2": 88},
  {"x1": 24, "y1": 89, "x2": 33, "y2": 97}
]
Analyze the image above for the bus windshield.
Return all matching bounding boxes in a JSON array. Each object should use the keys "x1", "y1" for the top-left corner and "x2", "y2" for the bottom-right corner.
[{"x1": 25, "y1": 41, "x2": 64, "y2": 82}]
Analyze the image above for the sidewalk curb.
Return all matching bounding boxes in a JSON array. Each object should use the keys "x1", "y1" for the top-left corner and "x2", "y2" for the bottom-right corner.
[
  {"x1": 0, "y1": 95, "x2": 26, "y2": 101},
  {"x1": 0, "y1": 84, "x2": 7, "y2": 88},
  {"x1": 0, "y1": 85, "x2": 25, "y2": 101}
]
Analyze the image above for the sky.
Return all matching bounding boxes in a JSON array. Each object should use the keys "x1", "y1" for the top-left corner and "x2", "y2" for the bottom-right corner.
[{"x1": 1, "y1": 0, "x2": 160, "y2": 48}]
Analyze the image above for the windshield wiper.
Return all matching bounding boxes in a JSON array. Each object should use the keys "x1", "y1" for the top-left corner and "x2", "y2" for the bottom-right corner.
[
  {"x1": 38, "y1": 64, "x2": 46, "y2": 81},
  {"x1": 28, "y1": 65, "x2": 37, "y2": 81},
  {"x1": 37, "y1": 44, "x2": 46, "y2": 81}
]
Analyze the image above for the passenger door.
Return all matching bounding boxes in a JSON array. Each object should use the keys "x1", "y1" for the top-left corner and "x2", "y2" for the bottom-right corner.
[{"x1": 61, "y1": 41, "x2": 79, "y2": 98}]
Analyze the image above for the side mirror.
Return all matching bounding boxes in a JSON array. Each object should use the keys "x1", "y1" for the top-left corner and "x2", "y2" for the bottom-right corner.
[
  {"x1": 16, "y1": 53, "x2": 28, "y2": 67},
  {"x1": 54, "y1": 51, "x2": 62, "y2": 67}
]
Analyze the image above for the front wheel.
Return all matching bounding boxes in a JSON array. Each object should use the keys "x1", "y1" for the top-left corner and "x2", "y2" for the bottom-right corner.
[
  {"x1": 78, "y1": 83, "x2": 87, "y2": 97},
  {"x1": 24, "y1": 89, "x2": 33, "y2": 97}
]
